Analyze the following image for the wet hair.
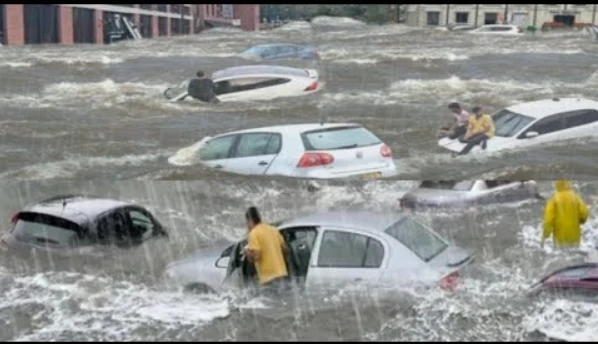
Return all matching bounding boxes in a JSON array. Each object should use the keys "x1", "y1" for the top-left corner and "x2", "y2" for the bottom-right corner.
[
  {"x1": 245, "y1": 206, "x2": 261, "y2": 224},
  {"x1": 196, "y1": 71, "x2": 205, "y2": 78},
  {"x1": 472, "y1": 106, "x2": 482, "y2": 114},
  {"x1": 448, "y1": 102, "x2": 461, "y2": 110}
]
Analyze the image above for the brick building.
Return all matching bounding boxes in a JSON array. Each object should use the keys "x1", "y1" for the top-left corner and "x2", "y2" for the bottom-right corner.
[{"x1": 0, "y1": 4, "x2": 260, "y2": 46}]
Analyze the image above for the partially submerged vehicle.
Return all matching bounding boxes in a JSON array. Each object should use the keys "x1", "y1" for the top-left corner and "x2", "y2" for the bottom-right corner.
[
  {"x1": 448, "y1": 24, "x2": 477, "y2": 32},
  {"x1": 399, "y1": 180, "x2": 540, "y2": 210},
  {"x1": 168, "y1": 123, "x2": 397, "y2": 180},
  {"x1": 0, "y1": 195, "x2": 168, "y2": 256},
  {"x1": 528, "y1": 263, "x2": 598, "y2": 297},
  {"x1": 438, "y1": 98, "x2": 598, "y2": 155},
  {"x1": 240, "y1": 44, "x2": 319, "y2": 60},
  {"x1": 163, "y1": 65, "x2": 319, "y2": 103},
  {"x1": 469, "y1": 24, "x2": 524, "y2": 35},
  {"x1": 163, "y1": 210, "x2": 475, "y2": 294}
]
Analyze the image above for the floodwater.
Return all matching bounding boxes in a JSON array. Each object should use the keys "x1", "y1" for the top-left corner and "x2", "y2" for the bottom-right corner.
[
  {"x1": 1, "y1": 179, "x2": 598, "y2": 341},
  {"x1": 0, "y1": 17, "x2": 598, "y2": 180},
  {"x1": 1, "y1": 15, "x2": 598, "y2": 341}
]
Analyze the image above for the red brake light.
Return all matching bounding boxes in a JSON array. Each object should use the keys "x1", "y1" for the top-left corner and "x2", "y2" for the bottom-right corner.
[
  {"x1": 297, "y1": 152, "x2": 334, "y2": 168},
  {"x1": 380, "y1": 144, "x2": 392, "y2": 158},
  {"x1": 305, "y1": 81, "x2": 318, "y2": 91},
  {"x1": 439, "y1": 270, "x2": 460, "y2": 291}
]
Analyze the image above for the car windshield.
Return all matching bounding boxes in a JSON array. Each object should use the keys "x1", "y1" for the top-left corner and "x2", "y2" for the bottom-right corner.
[
  {"x1": 492, "y1": 109, "x2": 535, "y2": 137},
  {"x1": 12, "y1": 212, "x2": 81, "y2": 247},
  {"x1": 384, "y1": 217, "x2": 448, "y2": 262},
  {"x1": 301, "y1": 126, "x2": 381, "y2": 151},
  {"x1": 420, "y1": 180, "x2": 474, "y2": 190}
]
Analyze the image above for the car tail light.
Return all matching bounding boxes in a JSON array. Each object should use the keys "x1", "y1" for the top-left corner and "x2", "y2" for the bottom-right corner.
[
  {"x1": 380, "y1": 144, "x2": 392, "y2": 158},
  {"x1": 297, "y1": 152, "x2": 334, "y2": 168},
  {"x1": 439, "y1": 270, "x2": 460, "y2": 291},
  {"x1": 305, "y1": 81, "x2": 318, "y2": 91}
]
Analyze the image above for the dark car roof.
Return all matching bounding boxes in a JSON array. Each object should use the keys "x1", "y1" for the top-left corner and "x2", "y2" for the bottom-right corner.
[{"x1": 23, "y1": 195, "x2": 134, "y2": 225}]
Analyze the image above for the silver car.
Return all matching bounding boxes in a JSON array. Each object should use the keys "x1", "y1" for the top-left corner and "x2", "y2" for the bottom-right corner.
[
  {"x1": 399, "y1": 180, "x2": 540, "y2": 210},
  {"x1": 162, "y1": 210, "x2": 474, "y2": 294}
]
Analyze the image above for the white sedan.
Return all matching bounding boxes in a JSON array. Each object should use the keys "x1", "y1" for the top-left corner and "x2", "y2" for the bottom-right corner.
[
  {"x1": 439, "y1": 98, "x2": 598, "y2": 155},
  {"x1": 469, "y1": 24, "x2": 524, "y2": 35},
  {"x1": 169, "y1": 123, "x2": 397, "y2": 180}
]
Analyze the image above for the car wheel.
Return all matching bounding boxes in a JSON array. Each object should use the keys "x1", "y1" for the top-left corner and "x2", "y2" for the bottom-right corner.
[{"x1": 183, "y1": 283, "x2": 215, "y2": 295}]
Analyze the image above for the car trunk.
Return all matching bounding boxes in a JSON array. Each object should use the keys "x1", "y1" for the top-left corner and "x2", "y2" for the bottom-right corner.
[{"x1": 324, "y1": 143, "x2": 391, "y2": 176}]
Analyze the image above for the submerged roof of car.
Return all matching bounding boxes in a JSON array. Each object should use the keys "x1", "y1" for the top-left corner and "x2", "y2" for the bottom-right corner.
[
  {"x1": 212, "y1": 65, "x2": 311, "y2": 79},
  {"x1": 507, "y1": 98, "x2": 598, "y2": 119},
  {"x1": 279, "y1": 210, "x2": 404, "y2": 233},
  {"x1": 251, "y1": 43, "x2": 307, "y2": 49},
  {"x1": 215, "y1": 123, "x2": 362, "y2": 137},
  {"x1": 24, "y1": 195, "x2": 133, "y2": 224}
]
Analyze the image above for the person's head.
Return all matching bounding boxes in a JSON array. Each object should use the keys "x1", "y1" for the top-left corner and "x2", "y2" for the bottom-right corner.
[
  {"x1": 196, "y1": 71, "x2": 205, "y2": 78},
  {"x1": 555, "y1": 180, "x2": 572, "y2": 192},
  {"x1": 472, "y1": 106, "x2": 482, "y2": 117},
  {"x1": 448, "y1": 102, "x2": 461, "y2": 114},
  {"x1": 245, "y1": 206, "x2": 261, "y2": 230}
]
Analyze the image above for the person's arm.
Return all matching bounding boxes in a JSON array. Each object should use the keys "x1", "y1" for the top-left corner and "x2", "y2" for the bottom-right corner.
[
  {"x1": 578, "y1": 195, "x2": 589, "y2": 224},
  {"x1": 245, "y1": 231, "x2": 261, "y2": 262},
  {"x1": 464, "y1": 119, "x2": 473, "y2": 139},
  {"x1": 484, "y1": 116, "x2": 495, "y2": 135},
  {"x1": 542, "y1": 197, "x2": 555, "y2": 247}
]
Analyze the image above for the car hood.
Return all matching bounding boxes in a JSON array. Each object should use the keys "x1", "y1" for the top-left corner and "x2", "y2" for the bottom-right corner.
[
  {"x1": 166, "y1": 241, "x2": 233, "y2": 270},
  {"x1": 403, "y1": 189, "x2": 471, "y2": 206},
  {"x1": 438, "y1": 136, "x2": 511, "y2": 153}
]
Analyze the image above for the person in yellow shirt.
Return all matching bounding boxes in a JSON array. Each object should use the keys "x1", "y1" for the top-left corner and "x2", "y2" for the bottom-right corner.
[
  {"x1": 455, "y1": 106, "x2": 495, "y2": 156},
  {"x1": 243, "y1": 207, "x2": 289, "y2": 294},
  {"x1": 542, "y1": 180, "x2": 589, "y2": 249}
]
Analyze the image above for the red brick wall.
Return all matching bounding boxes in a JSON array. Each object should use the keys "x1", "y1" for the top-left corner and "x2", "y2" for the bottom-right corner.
[
  {"x1": 3, "y1": 4, "x2": 24, "y2": 45},
  {"x1": 58, "y1": 6, "x2": 73, "y2": 45},
  {"x1": 234, "y1": 5, "x2": 260, "y2": 31},
  {"x1": 94, "y1": 9, "x2": 103, "y2": 45}
]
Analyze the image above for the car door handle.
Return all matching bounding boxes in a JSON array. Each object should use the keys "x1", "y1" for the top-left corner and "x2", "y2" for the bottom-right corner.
[
  {"x1": 214, "y1": 165, "x2": 223, "y2": 169},
  {"x1": 258, "y1": 161, "x2": 268, "y2": 166}
]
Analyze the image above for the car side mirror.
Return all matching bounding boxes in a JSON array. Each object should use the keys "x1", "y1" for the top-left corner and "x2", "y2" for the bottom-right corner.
[
  {"x1": 215, "y1": 256, "x2": 230, "y2": 268},
  {"x1": 525, "y1": 131, "x2": 539, "y2": 138}
]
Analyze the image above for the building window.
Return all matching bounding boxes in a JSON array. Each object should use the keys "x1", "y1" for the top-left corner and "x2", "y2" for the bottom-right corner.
[
  {"x1": 484, "y1": 12, "x2": 498, "y2": 25},
  {"x1": 157, "y1": 5, "x2": 168, "y2": 12},
  {"x1": 426, "y1": 11, "x2": 440, "y2": 26},
  {"x1": 455, "y1": 12, "x2": 469, "y2": 24},
  {"x1": 183, "y1": 6, "x2": 191, "y2": 16}
]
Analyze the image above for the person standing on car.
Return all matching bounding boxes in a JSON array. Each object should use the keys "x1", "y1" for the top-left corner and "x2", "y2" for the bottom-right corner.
[
  {"x1": 455, "y1": 106, "x2": 494, "y2": 156},
  {"x1": 187, "y1": 70, "x2": 219, "y2": 103},
  {"x1": 243, "y1": 207, "x2": 289, "y2": 295},
  {"x1": 542, "y1": 180, "x2": 589, "y2": 249},
  {"x1": 438, "y1": 102, "x2": 470, "y2": 139}
]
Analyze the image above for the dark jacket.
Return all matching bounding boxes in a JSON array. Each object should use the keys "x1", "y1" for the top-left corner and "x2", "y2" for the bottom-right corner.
[{"x1": 187, "y1": 78, "x2": 218, "y2": 103}]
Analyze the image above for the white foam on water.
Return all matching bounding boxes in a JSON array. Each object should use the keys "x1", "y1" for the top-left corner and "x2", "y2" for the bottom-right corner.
[
  {"x1": 524, "y1": 299, "x2": 598, "y2": 341},
  {"x1": 311, "y1": 16, "x2": 366, "y2": 27},
  {"x1": 0, "y1": 61, "x2": 33, "y2": 68},
  {"x1": 1, "y1": 271, "x2": 230, "y2": 341}
]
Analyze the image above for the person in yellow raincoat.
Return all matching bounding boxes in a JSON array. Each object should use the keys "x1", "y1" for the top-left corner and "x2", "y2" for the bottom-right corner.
[{"x1": 542, "y1": 180, "x2": 589, "y2": 248}]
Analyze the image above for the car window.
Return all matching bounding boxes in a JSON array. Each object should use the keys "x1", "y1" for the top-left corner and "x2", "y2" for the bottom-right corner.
[
  {"x1": 12, "y1": 212, "x2": 82, "y2": 247},
  {"x1": 492, "y1": 109, "x2": 535, "y2": 137},
  {"x1": 385, "y1": 217, "x2": 448, "y2": 262},
  {"x1": 233, "y1": 133, "x2": 281, "y2": 158},
  {"x1": 301, "y1": 126, "x2": 381, "y2": 151},
  {"x1": 199, "y1": 135, "x2": 236, "y2": 161},
  {"x1": 227, "y1": 77, "x2": 291, "y2": 92},
  {"x1": 127, "y1": 209, "x2": 154, "y2": 239},
  {"x1": 420, "y1": 180, "x2": 457, "y2": 189},
  {"x1": 96, "y1": 210, "x2": 132, "y2": 245},
  {"x1": 493, "y1": 26, "x2": 512, "y2": 31},
  {"x1": 453, "y1": 180, "x2": 475, "y2": 191},
  {"x1": 317, "y1": 230, "x2": 384, "y2": 268},
  {"x1": 561, "y1": 109, "x2": 598, "y2": 130},
  {"x1": 523, "y1": 114, "x2": 564, "y2": 136}
]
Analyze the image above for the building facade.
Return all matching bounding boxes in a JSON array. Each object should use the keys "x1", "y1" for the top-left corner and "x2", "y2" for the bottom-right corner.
[
  {"x1": 405, "y1": 4, "x2": 598, "y2": 28},
  {"x1": 0, "y1": 4, "x2": 260, "y2": 46}
]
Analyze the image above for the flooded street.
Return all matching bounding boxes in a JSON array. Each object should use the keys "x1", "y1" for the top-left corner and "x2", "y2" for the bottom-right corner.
[
  {"x1": 1, "y1": 18, "x2": 598, "y2": 179},
  {"x1": 2, "y1": 15, "x2": 598, "y2": 341},
  {"x1": 0, "y1": 179, "x2": 598, "y2": 341}
]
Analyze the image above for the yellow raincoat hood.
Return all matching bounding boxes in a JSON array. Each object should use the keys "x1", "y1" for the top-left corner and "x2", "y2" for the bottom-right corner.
[{"x1": 543, "y1": 180, "x2": 589, "y2": 248}]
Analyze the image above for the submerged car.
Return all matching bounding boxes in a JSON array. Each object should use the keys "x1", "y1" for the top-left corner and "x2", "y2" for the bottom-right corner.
[
  {"x1": 240, "y1": 44, "x2": 319, "y2": 60},
  {"x1": 168, "y1": 123, "x2": 397, "y2": 180},
  {"x1": 469, "y1": 24, "x2": 524, "y2": 35},
  {"x1": 163, "y1": 210, "x2": 475, "y2": 294},
  {"x1": 528, "y1": 263, "x2": 598, "y2": 297},
  {"x1": 438, "y1": 98, "x2": 598, "y2": 155},
  {"x1": 399, "y1": 180, "x2": 540, "y2": 210},
  {"x1": 164, "y1": 65, "x2": 319, "y2": 103},
  {"x1": 0, "y1": 195, "x2": 168, "y2": 256}
]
